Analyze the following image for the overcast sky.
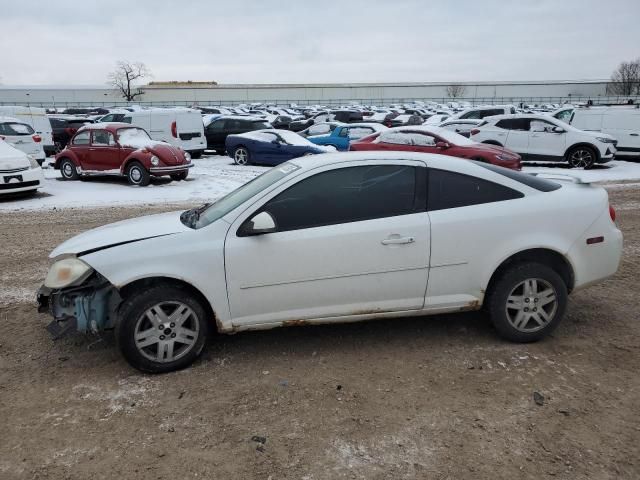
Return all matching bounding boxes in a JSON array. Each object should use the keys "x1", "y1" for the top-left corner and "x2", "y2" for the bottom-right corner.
[{"x1": 1, "y1": 0, "x2": 639, "y2": 85}]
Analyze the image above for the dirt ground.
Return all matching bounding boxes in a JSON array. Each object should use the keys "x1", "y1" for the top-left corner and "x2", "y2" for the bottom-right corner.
[{"x1": 1, "y1": 186, "x2": 639, "y2": 480}]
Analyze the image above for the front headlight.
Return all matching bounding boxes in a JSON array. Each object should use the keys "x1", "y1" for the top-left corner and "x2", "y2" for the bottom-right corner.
[
  {"x1": 150, "y1": 155, "x2": 160, "y2": 166},
  {"x1": 28, "y1": 155, "x2": 39, "y2": 169},
  {"x1": 184, "y1": 152, "x2": 191, "y2": 162},
  {"x1": 596, "y1": 137, "x2": 615, "y2": 144},
  {"x1": 44, "y1": 258, "x2": 93, "y2": 289}
]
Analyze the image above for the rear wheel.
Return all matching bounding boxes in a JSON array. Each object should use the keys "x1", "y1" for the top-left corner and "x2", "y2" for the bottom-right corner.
[
  {"x1": 233, "y1": 147, "x2": 250, "y2": 165},
  {"x1": 117, "y1": 285, "x2": 209, "y2": 373},
  {"x1": 126, "y1": 161, "x2": 151, "y2": 186},
  {"x1": 567, "y1": 146, "x2": 596, "y2": 169},
  {"x1": 59, "y1": 158, "x2": 79, "y2": 180},
  {"x1": 170, "y1": 171, "x2": 188, "y2": 181},
  {"x1": 488, "y1": 263, "x2": 567, "y2": 343}
]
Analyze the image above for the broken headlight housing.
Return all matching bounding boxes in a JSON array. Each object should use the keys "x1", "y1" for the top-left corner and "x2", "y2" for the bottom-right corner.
[{"x1": 44, "y1": 258, "x2": 93, "y2": 289}]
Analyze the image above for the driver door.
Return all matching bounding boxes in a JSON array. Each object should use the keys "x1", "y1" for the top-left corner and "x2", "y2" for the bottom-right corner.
[
  {"x1": 224, "y1": 161, "x2": 430, "y2": 326},
  {"x1": 86, "y1": 130, "x2": 119, "y2": 171},
  {"x1": 528, "y1": 119, "x2": 567, "y2": 160}
]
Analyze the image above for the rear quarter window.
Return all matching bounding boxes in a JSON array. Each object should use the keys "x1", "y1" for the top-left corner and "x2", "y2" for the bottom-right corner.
[{"x1": 472, "y1": 161, "x2": 561, "y2": 192}]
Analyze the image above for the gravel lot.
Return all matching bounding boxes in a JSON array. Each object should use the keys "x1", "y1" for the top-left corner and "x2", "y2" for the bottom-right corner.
[{"x1": 0, "y1": 185, "x2": 639, "y2": 479}]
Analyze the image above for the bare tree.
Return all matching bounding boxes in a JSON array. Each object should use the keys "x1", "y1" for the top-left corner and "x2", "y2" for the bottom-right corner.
[
  {"x1": 606, "y1": 59, "x2": 640, "y2": 96},
  {"x1": 446, "y1": 84, "x2": 467, "y2": 99},
  {"x1": 108, "y1": 61, "x2": 150, "y2": 101}
]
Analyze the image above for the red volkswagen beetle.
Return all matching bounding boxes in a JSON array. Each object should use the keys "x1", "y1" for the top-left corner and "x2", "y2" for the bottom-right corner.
[
  {"x1": 350, "y1": 126, "x2": 522, "y2": 170},
  {"x1": 55, "y1": 123, "x2": 193, "y2": 186}
]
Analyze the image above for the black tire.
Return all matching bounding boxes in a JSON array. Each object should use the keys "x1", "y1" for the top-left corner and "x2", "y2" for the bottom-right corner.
[
  {"x1": 487, "y1": 263, "x2": 568, "y2": 343},
  {"x1": 170, "y1": 171, "x2": 188, "y2": 181},
  {"x1": 233, "y1": 146, "x2": 250, "y2": 165},
  {"x1": 59, "y1": 158, "x2": 79, "y2": 180},
  {"x1": 116, "y1": 285, "x2": 210, "y2": 373},
  {"x1": 126, "y1": 161, "x2": 151, "y2": 186},
  {"x1": 567, "y1": 146, "x2": 597, "y2": 169}
]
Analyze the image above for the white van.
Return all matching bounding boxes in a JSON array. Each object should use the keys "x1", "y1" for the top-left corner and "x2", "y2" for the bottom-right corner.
[
  {"x1": 449, "y1": 105, "x2": 517, "y2": 120},
  {"x1": 0, "y1": 106, "x2": 54, "y2": 156},
  {"x1": 121, "y1": 108, "x2": 207, "y2": 157},
  {"x1": 568, "y1": 107, "x2": 640, "y2": 158}
]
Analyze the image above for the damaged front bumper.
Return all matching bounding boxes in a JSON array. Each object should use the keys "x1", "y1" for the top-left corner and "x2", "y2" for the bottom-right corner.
[{"x1": 37, "y1": 273, "x2": 121, "y2": 339}]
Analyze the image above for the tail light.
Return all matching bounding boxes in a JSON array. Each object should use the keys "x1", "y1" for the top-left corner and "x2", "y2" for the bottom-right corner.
[
  {"x1": 609, "y1": 205, "x2": 616, "y2": 223},
  {"x1": 171, "y1": 121, "x2": 177, "y2": 138},
  {"x1": 32, "y1": 134, "x2": 42, "y2": 143},
  {"x1": 470, "y1": 128, "x2": 480, "y2": 136}
]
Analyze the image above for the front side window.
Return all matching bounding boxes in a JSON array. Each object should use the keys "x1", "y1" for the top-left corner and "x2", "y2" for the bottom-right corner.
[
  {"x1": 376, "y1": 131, "x2": 412, "y2": 145},
  {"x1": 261, "y1": 165, "x2": 421, "y2": 232},
  {"x1": 72, "y1": 131, "x2": 91, "y2": 145},
  {"x1": 428, "y1": 169, "x2": 523, "y2": 211},
  {"x1": 346, "y1": 127, "x2": 374, "y2": 139},
  {"x1": 496, "y1": 119, "x2": 530, "y2": 131},
  {"x1": 529, "y1": 119, "x2": 556, "y2": 133},
  {"x1": 207, "y1": 119, "x2": 225, "y2": 131}
]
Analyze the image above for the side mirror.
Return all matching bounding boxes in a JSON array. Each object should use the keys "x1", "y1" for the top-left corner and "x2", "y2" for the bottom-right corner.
[
  {"x1": 240, "y1": 211, "x2": 277, "y2": 236},
  {"x1": 552, "y1": 126, "x2": 565, "y2": 134},
  {"x1": 436, "y1": 141, "x2": 450, "y2": 149}
]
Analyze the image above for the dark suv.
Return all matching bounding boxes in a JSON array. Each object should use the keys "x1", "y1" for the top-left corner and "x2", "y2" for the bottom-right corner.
[
  {"x1": 49, "y1": 116, "x2": 95, "y2": 151},
  {"x1": 204, "y1": 116, "x2": 271, "y2": 152}
]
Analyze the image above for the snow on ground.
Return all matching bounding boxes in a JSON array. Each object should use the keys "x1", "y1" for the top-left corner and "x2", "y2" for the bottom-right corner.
[
  {"x1": 1, "y1": 155, "x2": 639, "y2": 212},
  {"x1": 0, "y1": 155, "x2": 267, "y2": 211}
]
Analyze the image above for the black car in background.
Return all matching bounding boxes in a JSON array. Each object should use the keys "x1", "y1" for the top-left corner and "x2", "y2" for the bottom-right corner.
[
  {"x1": 204, "y1": 116, "x2": 271, "y2": 152},
  {"x1": 271, "y1": 115, "x2": 292, "y2": 130},
  {"x1": 48, "y1": 116, "x2": 95, "y2": 151}
]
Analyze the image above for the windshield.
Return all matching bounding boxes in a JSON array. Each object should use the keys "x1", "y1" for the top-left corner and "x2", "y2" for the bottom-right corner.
[
  {"x1": 117, "y1": 127, "x2": 152, "y2": 147},
  {"x1": 185, "y1": 162, "x2": 301, "y2": 229}
]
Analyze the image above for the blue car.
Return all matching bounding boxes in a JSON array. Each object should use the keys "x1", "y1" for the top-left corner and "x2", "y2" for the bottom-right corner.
[
  {"x1": 306, "y1": 123, "x2": 388, "y2": 151},
  {"x1": 225, "y1": 129, "x2": 334, "y2": 166}
]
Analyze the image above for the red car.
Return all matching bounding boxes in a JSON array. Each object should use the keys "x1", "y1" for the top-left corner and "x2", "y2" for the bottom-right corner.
[
  {"x1": 350, "y1": 126, "x2": 522, "y2": 170},
  {"x1": 55, "y1": 123, "x2": 193, "y2": 186}
]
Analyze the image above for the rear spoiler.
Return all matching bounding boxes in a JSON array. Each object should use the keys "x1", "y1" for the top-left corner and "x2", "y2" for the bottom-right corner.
[{"x1": 530, "y1": 173, "x2": 591, "y2": 184}]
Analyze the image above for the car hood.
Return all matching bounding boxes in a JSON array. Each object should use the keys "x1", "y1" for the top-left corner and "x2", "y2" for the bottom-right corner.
[
  {"x1": 0, "y1": 140, "x2": 30, "y2": 169},
  {"x1": 145, "y1": 144, "x2": 187, "y2": 166},
  {"x1": 50, "y1": 211, "x2": 191, "y2": 259}
]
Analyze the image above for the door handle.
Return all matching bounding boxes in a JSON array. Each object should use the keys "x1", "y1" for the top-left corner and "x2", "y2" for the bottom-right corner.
[
  {"x1": 630, "y1": 133, "x2": 639, "y2": 136},
  {"x1": 381, "y1": 236, "x2": 415, "y2": 245}
]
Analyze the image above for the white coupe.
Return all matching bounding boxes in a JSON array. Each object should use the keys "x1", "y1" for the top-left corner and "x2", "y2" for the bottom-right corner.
[{"x1": 38, "y1": 152, "x2": 623, "y2": 372}]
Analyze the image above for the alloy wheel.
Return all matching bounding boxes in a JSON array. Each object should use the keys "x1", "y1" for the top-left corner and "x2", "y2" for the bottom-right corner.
[
  {"x1": 134, "y1": 301, "x2": 200, "y2": 363},
  {"x1": 234, "y1": 148, "x2": 248, "y2": 165},
  {"x1": 569, "y1": 149, "x2": 593, "y2": 168},
  {"x1": 505, "y1": 278, "x2": 558, "y2": 333}
]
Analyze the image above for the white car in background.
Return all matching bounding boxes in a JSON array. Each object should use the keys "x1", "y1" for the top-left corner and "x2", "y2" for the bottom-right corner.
[
  {"x1": 470, "y1": 114, "x2": 617, "y2": 168},
  {"x1": 38, "y1": 152, "x2": 622, "y2": 373},
  {"x1": 0, "y1": 139, "x2": 45, "y2": 195},
  {"x1": 450, "y1": 105, "x2": 517, "y2": 120},
  {"x1": 0, "y1": 106, "x2": 55, "y2": 156},
  {"x1": 438, "y1": 119, "x2": 483, "y2": 137},
  {"x1": 0, "y1": 116, "x2": 46, "y2": 165}
]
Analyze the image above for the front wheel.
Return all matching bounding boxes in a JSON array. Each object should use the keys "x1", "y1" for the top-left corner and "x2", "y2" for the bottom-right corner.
[
  {"x1": 126, "y1": 161, "x2": 151, "y2": 186},
  {"x1": 233, "y1": 146, "x2": 250, "y2": 165},
  {"x1": 567, "y1": 146, "x2": 596, "y2": 169},
  {"x1": 116, "y1": 285, "x2": 209, "y2": 373},
  {"x1": 190, "y1": 151, "x2": 202, "y2": 159},
  {"x1": 59, "y1": 158, "x2": 79, "y2": 180},
  {"x1": 487, "y1": 263, "x2": 568, "y2": 343}
]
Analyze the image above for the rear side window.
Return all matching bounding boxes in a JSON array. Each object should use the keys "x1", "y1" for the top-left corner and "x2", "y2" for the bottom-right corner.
[
  {"x1": 428, "y1": 169, "x2": 523, "y2": 211},
  {"x1": 471, "y1": 162, "x2": 561, "y2": 192},
  {"x1": 496, "y1": 119, "x2": 530, "y2": 131},
  {"x1": 263, "y1": 165, "x2": 422, "y2": 232},
  {"x1": 0, "y1": 122, "x2": 34, "y2": 135}
]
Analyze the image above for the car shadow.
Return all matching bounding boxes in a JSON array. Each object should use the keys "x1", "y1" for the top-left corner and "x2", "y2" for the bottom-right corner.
[
  {"x1": 0, "y1": 190, "x2": 53, "y2": 203},
  {"x1": 523, "y1": 162, "x2": 611, "y2": 170},
  {"x1": 52, "y1": 175, "x2": 174, "y2": 186}
]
